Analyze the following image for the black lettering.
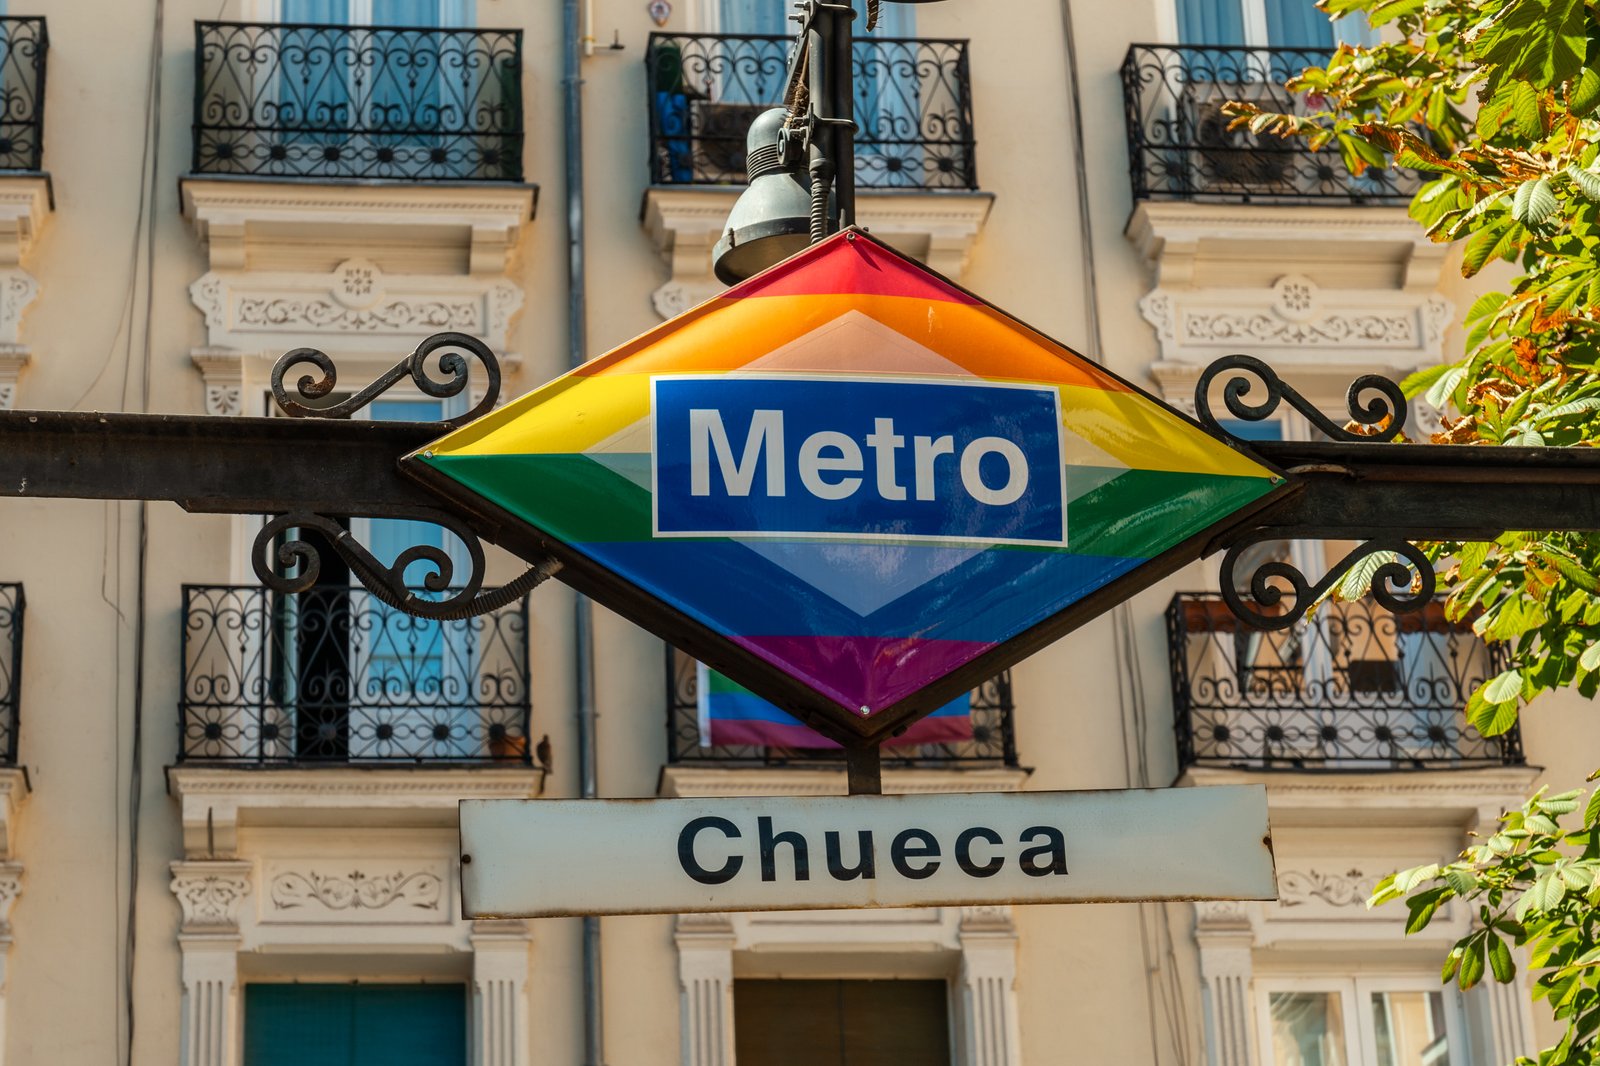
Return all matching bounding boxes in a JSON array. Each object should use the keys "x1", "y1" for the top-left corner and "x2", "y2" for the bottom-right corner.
[
  {"x1": 678, "y1": 817, "x2": 743, "y2": 885},
  {"x1": 890, "y1": 828, "x2": 941, "y2": 880},
  {"x1": 759, "y1": 816, "x2": 810, "y2": 881},
  {"x1": 1018, "y1": 825, "x2": 1069, "y2": 877},
  {"x1": 955, "y1": 826, "x2": 1004, "y2": 878},
  {"x1": 824, "y1": 830, "x2": 876, "y2": 881}
]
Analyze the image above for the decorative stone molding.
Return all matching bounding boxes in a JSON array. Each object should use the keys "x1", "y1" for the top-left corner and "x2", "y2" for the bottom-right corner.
[
  {"x1": 180, "y1": 179, "x2": 536, "y2": 276},
  {"x1": 641, "y1": 185, "x2": 994, "y2": 320},
  {"x1": 170, "y1": 860, "x2": 254, "y2": 933},
  {"x1": 190, "y1": 348, "x2": 244, "y2": 417},
  {"x1": 0, "y1": 770, "x2": 28, "y2": 861},
  {"x1": 957, "y1": 906, "x2": 1023, "y2": 1066},
  {"x1": 675, "y1": 912, "x2": 737, "y2": 1066},
  {"x1": 190, "y1": 259, "x2": 524, "y2": 354},
  {"x1": 1275, "y1": 867, "x2": 1374, "y2": 908},
  {"x1": 659, "y1": 765, "x2": 1030, "y2": 798},
  {"x1": 0, "y1": 177, "x2": 51, "y2": 268},
  {"x1": 471, "y1": 920, "x2": 534, "y2": 1066},
  {"x1": 168, "y1": 767, "x2": 544, "y2": 859},
  {"x1": 1138, "y1": 274, "x2": 1453, "y2": 367},
  {"x1": 1128, "y1": 201, "x2": 1461, "y2": 413},
  {"x1": 263, "y1": 861, "x2": 449, "y2": 923}
]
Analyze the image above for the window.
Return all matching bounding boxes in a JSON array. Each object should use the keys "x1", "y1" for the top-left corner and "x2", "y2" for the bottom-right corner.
[
  {"x1": 243, "y1": 983, "x2": 468, "y2": 1066},
  {"x1": 1174, "y1": 0, "x2": 1374, "y2": 49},
  {"x1": 734, "y1": 979, "x2": 951, "y2": 1066},
  {"x1": 1257, "y1": 978, "x2": 1461, "y2": 1066}
]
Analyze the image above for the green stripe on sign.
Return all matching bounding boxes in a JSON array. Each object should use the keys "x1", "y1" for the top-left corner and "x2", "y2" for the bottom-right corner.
[
  {"x1": 425, "y1": 453, "x2": 660, "y2": 544},
  {"x1": 1066, "y1": 468, "x2": 1276, "y2": 559}
]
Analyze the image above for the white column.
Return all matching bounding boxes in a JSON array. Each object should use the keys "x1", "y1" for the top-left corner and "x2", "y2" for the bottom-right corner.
[
  {"x1": 171, "y1": 860, "x2": 253, "y2": 1066},
  {"x1": 470, "y1": 919, "x2": 533, "y2": 1066},
  {"x1": 1477, "y1": 973, "x2": 1536, "y2": 1063},
  {"x1": 0, "y1": 862, "x2": 23, "y2": 1064},
  {"x1": 1194, "y1": 902, "x2": 1258, "y2": 1066},
  {"x1": 675, "y1": 913, "x2": 737, "y2": 1066},
  {"x1": 958, "y1": 906, "x2": 1023, "y2": 1066}
]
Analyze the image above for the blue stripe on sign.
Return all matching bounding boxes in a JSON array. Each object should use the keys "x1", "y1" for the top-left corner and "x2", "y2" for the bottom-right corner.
[{"x1": 708, "y1": 689, "x2": 970, "y2": 723}]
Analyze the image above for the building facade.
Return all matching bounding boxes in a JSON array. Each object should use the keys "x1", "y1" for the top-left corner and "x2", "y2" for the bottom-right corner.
[{"x1": 0, "y1": 0, "x2": 1595, "y2": 1064}]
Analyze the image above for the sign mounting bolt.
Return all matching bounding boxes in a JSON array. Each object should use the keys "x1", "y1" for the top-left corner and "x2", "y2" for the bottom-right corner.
[{"x1": 859, "y1": 705, "x2": 871, "y2": 717}]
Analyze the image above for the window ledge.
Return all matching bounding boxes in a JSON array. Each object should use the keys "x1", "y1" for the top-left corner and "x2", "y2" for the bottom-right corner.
[
  {"x1": 167, "y1": 766, "x2": 545, "y2": 859},
  {"x1": 659, "y1": 764, "x2": 1029, "y2": 798},
  {"x1": 641, "y1": 185, "x2": 994, "y2": 320}
]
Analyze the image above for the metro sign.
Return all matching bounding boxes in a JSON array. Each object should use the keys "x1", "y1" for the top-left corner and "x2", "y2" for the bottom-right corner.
[{"x1": 404, "y1": 229, "x2": 1287, "y2": 744}]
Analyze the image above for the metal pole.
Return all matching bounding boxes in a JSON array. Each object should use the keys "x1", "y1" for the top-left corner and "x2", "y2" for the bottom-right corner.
[
  {"x1": 563, "y1": 0, "x2": 605, "y2": 1062},
  {"x1": 846, "y1": 744, "x2": 882, "y2": 795},
  {"x1": 827, "y1": 1, "x2": 857, "y2": 230}
]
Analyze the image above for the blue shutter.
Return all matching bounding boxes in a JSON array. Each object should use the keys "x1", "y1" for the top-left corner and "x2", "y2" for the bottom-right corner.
[
  {"x1": 720, "y1": 0, "x2": 787, "y2": 35},
  {"x1": 283, "y1": 0, "x2": 350, "y2": 23},
  {"x1": 1176, "y1": 0, "x2": 1246, "y2": 46},
  {"x1": 245, "y1": 984, "x2": 467, "y2": 1066},
  {"x1": 1264, "y1": 0, "x2": 1334, "y2": 47}
]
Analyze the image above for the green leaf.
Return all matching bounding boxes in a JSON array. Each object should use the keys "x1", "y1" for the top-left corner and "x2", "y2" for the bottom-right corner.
[
  {"x1": 1567, "y1": 165, "x2": 1600, "y2": 204},
  {"x1": 1488, "y1": 930, "x2": 1516, "y2": 982},
  {"x1": 1445, "y1": 867, "x2": 1479, "y2": 896},
  {"x1": 1579, "y1": 644, "x2": 1600, "y2": 673},
  {"x1": 1458, "y1": 932, "x2": 1487, "y2": 989},
  {"x1": 1574, "y1": 66, "x2": 1600, "y2": 115},
  {"x1": 1509, "y1": 81, "x2": 1542, "y2": 139},
  {"x1": 1586, "y1": 788, "x2": 1600, "y2": 828},
  {"x1": 1405, "y1": 886, "x2": 1450, "y2": 934},
  {"x1": 1485, "y1": 669, "x2": 1526, "y2": 704},
  {"x1": 1427, "y1": 365, "x2": 1469, "y2": 410},
  {"x1": 1512, "y1": 177, "x2": 1558, "y2": 226},
  {"x1": 1338, "y1": 550, "x2": 1404, "y2": 600},
  {"x1": 1511, "y1": 427, "x2": 1545, "y2": 446}
]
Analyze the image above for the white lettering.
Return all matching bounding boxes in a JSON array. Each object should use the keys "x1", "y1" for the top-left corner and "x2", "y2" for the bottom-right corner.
[
  {"x1": 865, "y1": 418, "x2": 907, "y2": 501},
  {"x1": 913, "y1": 434, "x2": 955, "y2": 501},
  {"x1": 798, "y1": 431, "x2": 864, "y2": 500},
  {"x1": 690, "y1": 409, "x2": 785, "y2": 498},
  {"x1": 960, "y1": 437, "x2": 1029, "y2": 506}
]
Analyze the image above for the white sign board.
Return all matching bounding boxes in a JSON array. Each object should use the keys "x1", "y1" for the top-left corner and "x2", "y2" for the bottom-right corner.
[{"x1": 459, "y1": 786, "x2": 1276, "y2": 919}]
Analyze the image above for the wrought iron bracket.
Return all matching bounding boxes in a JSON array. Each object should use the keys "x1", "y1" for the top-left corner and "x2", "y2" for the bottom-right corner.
[
  {"x1": 1218, "y1": 530, "x2": 1435, "y2": 632},
  {"x1": 272, "y1": 331, "x2": 501, "y2": 426},
  {"x1": 253, "y1": 511, "x2": 560, "y2": 622},
  {"x1": 1195, "y1": 353, "x2": 1407, "y2": 443}
]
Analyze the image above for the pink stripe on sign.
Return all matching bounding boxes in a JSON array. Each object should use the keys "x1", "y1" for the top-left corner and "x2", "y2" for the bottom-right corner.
[
  {"x1": 734, "y1": 634, "x2": 996, "y2": 714},
  {"x1": 710, "y1": 712, "x2": 974, "y2": 750}
]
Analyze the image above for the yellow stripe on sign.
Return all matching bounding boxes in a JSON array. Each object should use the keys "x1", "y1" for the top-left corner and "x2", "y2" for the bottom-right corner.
[
  {"x1": 1058, "y1": 385, "x2": 1275, "y2": 480},
  {"x1": 424, "y1": 373, "x2": 651, "y2": 459}
]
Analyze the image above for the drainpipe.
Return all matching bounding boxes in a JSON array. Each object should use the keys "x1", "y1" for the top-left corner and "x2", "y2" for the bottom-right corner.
[{"x1": 561, "y1": 1, "x2": 605, "y2": 1064}]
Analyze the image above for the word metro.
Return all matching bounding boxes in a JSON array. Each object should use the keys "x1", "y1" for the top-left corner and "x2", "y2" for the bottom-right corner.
[
  {"x1": 652, "y1": 376, "x2": 1068, "y2": 546},
  {"x1": 459, "y1": 787, "x2": 1277, "y2": 918}
]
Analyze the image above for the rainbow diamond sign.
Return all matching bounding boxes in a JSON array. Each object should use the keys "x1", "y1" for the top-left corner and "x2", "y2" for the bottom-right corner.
[{"x1": 404, "y1": 230, "x2": 1286, "y2": 744}]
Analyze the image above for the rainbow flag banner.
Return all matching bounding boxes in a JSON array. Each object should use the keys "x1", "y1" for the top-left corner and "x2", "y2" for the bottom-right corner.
[
  {"x1": 407, "y1": 229, "x2": 1283, "y2": 741},
  {"x1": 696, "y1": 663, "x2": 972, "y2": 749}
]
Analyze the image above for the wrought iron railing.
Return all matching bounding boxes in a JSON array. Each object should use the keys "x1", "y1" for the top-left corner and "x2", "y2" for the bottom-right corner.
[
  {"x1": 192, "y1": 20, "x2": 523, "y2": 182},
  {"x1": 180, "y1": 584, "x2": 531, "y2": 765},
  {"x1": 0, "y1": 585, "x2": 20, "y2": 766},
  {"x1": 0, "y1": 18, "x2": 47, "y2": 172},
  {"x1": 666, "y1": 647, "x2": 1015, "y2": 768},
  {"x1": 646, "y1": 32, "x2": 977, "y2": 189},
  {"x1": 1121, "y1": 44, "x2": 1423, "y2": 204},
  {"x1": 1168, "y1": 593, "x2": 1523, "y2": 770}
]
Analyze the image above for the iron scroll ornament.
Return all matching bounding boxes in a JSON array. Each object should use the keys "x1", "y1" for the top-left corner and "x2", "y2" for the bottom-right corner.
[
  {"x1": 1195, "y1": 354, "x2": 1409, "y2": 443},
  {"x1": 252, "y1": 511, "x2": 562, "y2": 623},
  {"x1": 271, "y1": 332, "x2": 502, "y2": 427},
  {"x1": 1220, "y1": 532, "x2": 1437, "y2": 633}
]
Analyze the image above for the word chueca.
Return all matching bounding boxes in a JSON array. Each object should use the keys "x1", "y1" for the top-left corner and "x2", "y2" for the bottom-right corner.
[{"x1": 678, "y1": 815, "x2": 1069, "y2": 886}]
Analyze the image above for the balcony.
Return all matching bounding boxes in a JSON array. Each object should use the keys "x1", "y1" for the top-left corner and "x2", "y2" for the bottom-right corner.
[
  {"x1": 0, "y1": 584, "x2": 19, "y2": 766},
  {"x1": 179, "y1": 584, "x2": 531, "y2": 766},
  {"x1": 1167, "y1": 593, "x2": 1523, "y2": 771},
  {"x1": 1120, "y1": 44, "x2": 1422, "y2": 205},
  {"x1": 191, "y1": 20, "x2": 523, "y2": 183},
  {"x1": 665, "y1": 647, "x2": 1016, "y2": 770},
  {"x1": 0, "y1": 18, "x2": 46, "y2": 174},
  {"x1": 646, "y1": 31, "x2": 976, "y2": 190}
]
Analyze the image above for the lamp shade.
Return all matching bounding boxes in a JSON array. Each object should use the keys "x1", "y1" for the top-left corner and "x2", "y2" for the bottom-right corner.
[{"x1": 712, "y1": 108, "x2": 819, "y2": 285}]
